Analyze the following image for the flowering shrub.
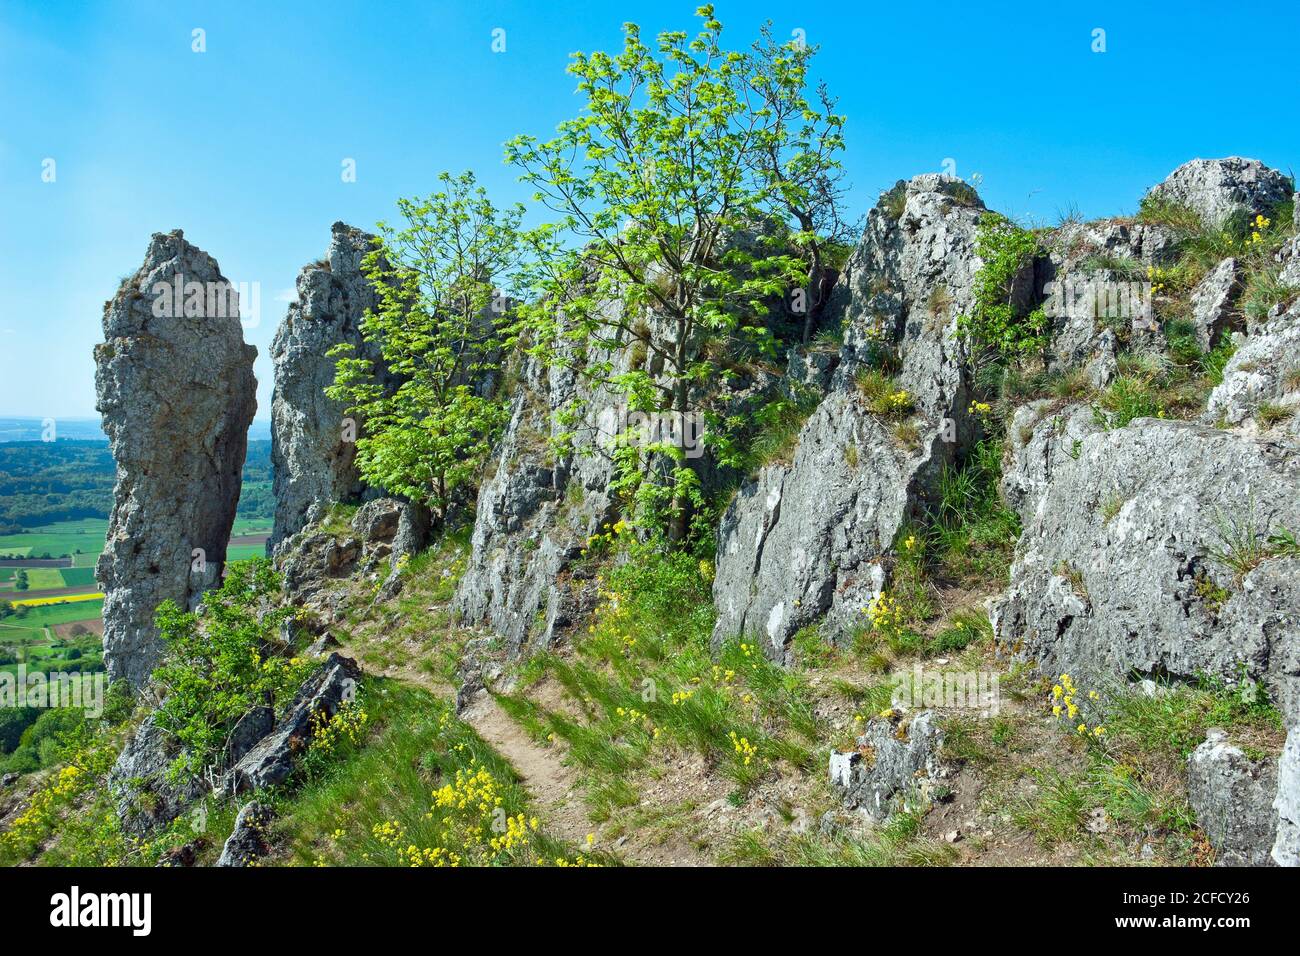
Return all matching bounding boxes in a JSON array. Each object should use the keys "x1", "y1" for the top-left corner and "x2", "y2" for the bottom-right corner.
[{"x1": 0, "y1": 729, "x2": 119, "y2": 864}]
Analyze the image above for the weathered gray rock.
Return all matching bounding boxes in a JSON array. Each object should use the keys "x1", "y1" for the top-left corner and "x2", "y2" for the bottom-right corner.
[
  {"x1": 455, "y1": 234, "x2": 789, "y2": 660},
  {"x1": 1189, "y1": 257, "x2": 1242, "y2": 350},
  {"x1": 352, "y1": 497, "x2": 403, "y2": 543},
  {"x1": 95, "y1": 230, "x2": 257, "y2": 687},
  {"x1": 268, "y1": 222, "x2": 391, "y2": 556},
  {"x1": 1273, "y1": 727, "x2": 1300, "y2": 866},
  {"x1": 829, "y1": 711, "x2": 947, "y2": 820},
  {"x1": 1279, "y1": 232, "x2": 1300, "y2": 291},
  {"x1": 992, "y1": 419, "x2": 1300, "y2": 720},
  {"x1": 1205, "y1": 308, "x2": 1300, "y2": 431},
  {"x1": 453, "y1": 347, "x2": 622, "y2": 657},
  {"x1": 229, "y1": 653, "x2": 362, "y2": 793},
  {"x1": 1001, "y1": 401, "x2": 1103, "y2": 523},
  {"x1": 1084, "y1": 327, "x2": 1120, "y2": 390},
  {"x1": 227, "y1": 706, "x2": 274, "y2": 765},
  {"x1": 1187, "y1": 729, "x2": 1278, "y2": 866},
  {"x1": 108, "y1": 715, "x2": 207, "y2": 837},
  {"x1": 713, "y1": 175, "x2": 993, "y2": 659},
  {"x1": 1146, "y1": 157, "x2": 1292, "y2": 228},
  {"x1": 216, "y1": 801, "x2": 273, "y2": 867},
  {"x1": 1039, "y1": 219, "x2": 1176, "y2": 370}
]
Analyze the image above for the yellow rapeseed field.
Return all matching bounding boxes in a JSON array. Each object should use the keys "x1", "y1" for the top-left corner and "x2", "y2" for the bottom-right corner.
[{"x1": 9, "y1": 592, "x2": 104, "y2": 608}]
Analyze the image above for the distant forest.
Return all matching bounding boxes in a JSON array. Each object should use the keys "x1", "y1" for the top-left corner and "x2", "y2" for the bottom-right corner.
[{"x1": 0, "y1": 439, "x2": 273, "y2": 533}]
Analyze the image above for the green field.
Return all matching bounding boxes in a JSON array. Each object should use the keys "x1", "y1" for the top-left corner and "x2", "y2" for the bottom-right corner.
[
  {"x1": 23, "y1": 568, "x2": 65, "y2": 589},
  {"x1": 0, "y1": 519, "x2": 107, "y2": 561},
  {"x1": 59, "y1": 567, "x2": 98, "y2": 587},
  {"x1": 232, "y1": 517, "x2": 272, "y2": 536},
  {"x1": 0, "y1": 599, "x2": 104, "y2": 633},
  {"x1": 0, "y1": 593, "x2": 104, "y2": 678},
  {"x1": 228, "y1": 542, "x2": 268, "y2": 562},
  {"x1": 0, "y1": 517, "x2": 269, "y2": 563},
  {"x1": 0, "y1": 624, "x2": 104, "y2": 676},
  {"x1": 0, "y1": 561, "x2": 100, "y2": 594}
]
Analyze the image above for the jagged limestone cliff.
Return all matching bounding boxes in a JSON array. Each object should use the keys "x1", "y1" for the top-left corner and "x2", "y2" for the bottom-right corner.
[{"x1": 268, "y1": 222, "x2": 389, "y2": 555}]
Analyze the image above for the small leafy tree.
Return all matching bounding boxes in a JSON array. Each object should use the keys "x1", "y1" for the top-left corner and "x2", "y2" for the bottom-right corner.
[
  {"x1": 327, "y1": 170, "x2": 526, "y2": 522},
  {"x1": 506, "y1": 6, "x2": 848, "y2": 542},
  {"x1": 748, "y1": 23, "x2": 854, "y2": 343}
]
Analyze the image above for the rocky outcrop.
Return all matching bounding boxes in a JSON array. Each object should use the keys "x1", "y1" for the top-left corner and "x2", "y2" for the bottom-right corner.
[
  {"x1": 268, "y1": 222, "x2": 391, "y2": 555},
  {"x1": 108, "y1": 715, "x2": 207, "y2": 838},
  {"x1": 1039, "y1": 219, "x2": 1176, "y2": 371},
  {"x1": 1187, "y1": 729, "x2": 1278, "y2": 866},
  {"x1": 992, "y1": 420, "x2": 1300, "y2": 722},
  {"x1": 712, "y1": 175, "x2": 996, "y2": 660},
  {"x1": 829, "y1": 711, "x2": 948, "y2": 820},
  {"x1": 454, "y1": 271, "x2": 780, "y2": 660},
  {"x1": 229, "y1": 653, "x2": 361, "y2": 793},
  {"x1": 216, "y1": 802, "x2": 273, "y2": 867},
  {"x1": 452, "y1": 336, "x2": 626, "y2": 657},
  {"x1": 1146, "y1": 157, "x2": 1293, "y2": 228},
  {"x1": 1189, "y1": 258, "x2": 1242, "y2": 350},
  {"x1": 1001, "y1": 401, "x2": 1103, "y2": 523},
  {"x1": 95, "y1": 231, "x2": 257, "y2": 687},
  {"x1": 277, "y1": 497, "x2": 425, "y2": 621},
  {"x1": 1205, "y1": 304, "x2": 1300, "y2": 433}
]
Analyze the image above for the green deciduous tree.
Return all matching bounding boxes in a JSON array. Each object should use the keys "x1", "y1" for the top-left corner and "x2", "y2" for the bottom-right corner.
[
  {"x1": 327, "y1": 171, "x2": 526, "y2": 522},
  {"x1": 505, "y1": 5, "x2": 848, "y2": 543}
]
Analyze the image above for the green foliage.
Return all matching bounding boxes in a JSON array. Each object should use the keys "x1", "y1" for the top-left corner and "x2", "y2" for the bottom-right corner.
[
  {"x1": 929, "y1": 437, "x2": 1021, "y2": 585},
  {"x1": 855, "y1": 369, "x2": 915, "y2": 419},
  {"x1": 721, "y1": 809, "x2": 956, "y2": 866},
  {"x1": 1258, "y1": 401, "x2": 1294, "y2": 428},
  {"x1": 151, "y1": 558, "x2": 311, "y2": 777},
  {"x1": 747, "y1": 385, "x2": 821, "y2": 468},
  {"x1": 501, "y1": 539, "x2": 819, "y2": 812},
  {"x1": 1135, "y1": 194, "x2": 1204, "y2": 232},
  {"x1": 1208, "y1": 507, "x2": 1300, "y2": 582},
  {"x1": 279, "y1": 682, "x2": 604, "y2": 866},
  {"x1": 1106, "y1": 671, "x2": 1283, "y2": 759},
  {"x1": 1200, "y1": 339, "x2": 1236, "y2": 386},
  {"x1": 1267, "y1": 527, "x2": 1300, "y2": 557},
  {"x1": 506, "y1": 6, "x2": 848, "y2": 541},
  {"x1": 1241, "y1": 266, "x2": 1299, "y2": 324},
  {"x1": 956, "y1": 213, "x2": 1049, "y2": 362},
  {"x1": 1092, "y1": 375, "x2": 1162, "y2": 429},
  {"x1": 928, "y1": 608, "x2": 993, "y2": 655},
  {"x1": 0, "y1": 707, "x2": 38, "y2": 753},
  {"x1": 327, "y1": 170, "x2": 524, "y2": 519}
]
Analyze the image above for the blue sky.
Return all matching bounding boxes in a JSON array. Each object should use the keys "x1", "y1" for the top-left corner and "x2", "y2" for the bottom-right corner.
[{"x1": 1, "y1": 0, "x2": 1297, "y2": 418}]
